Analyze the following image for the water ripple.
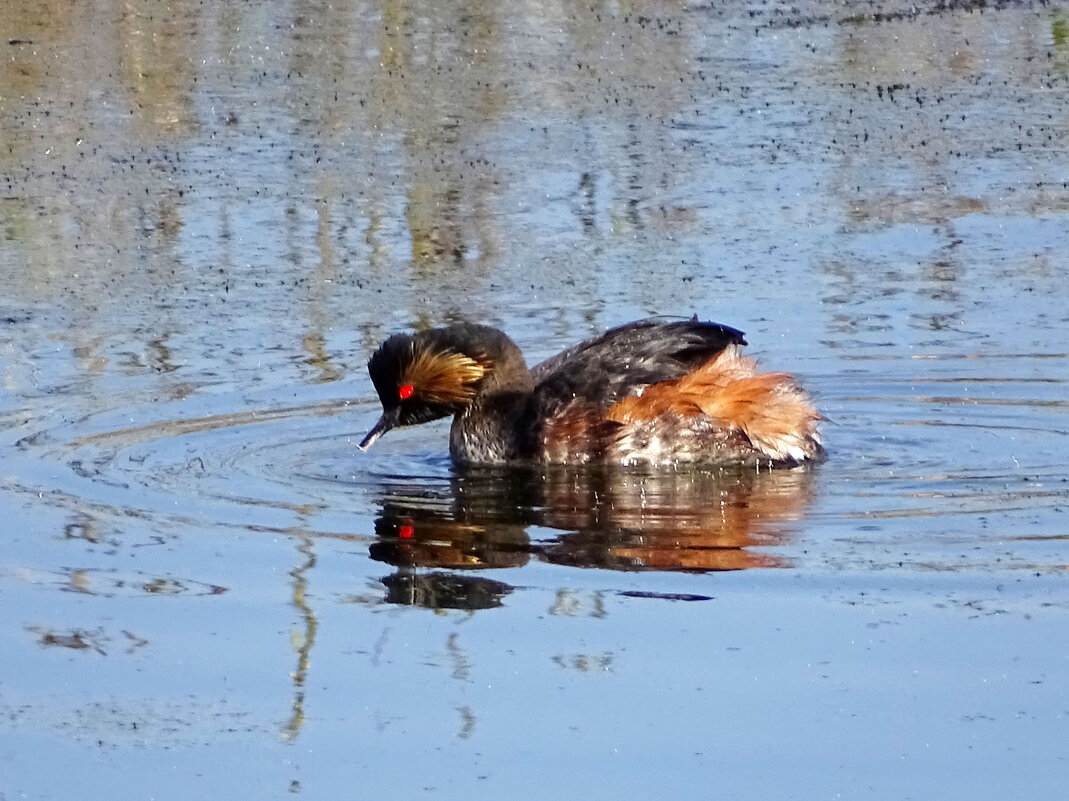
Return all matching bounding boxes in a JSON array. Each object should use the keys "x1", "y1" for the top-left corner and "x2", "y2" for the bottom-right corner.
[{"x1": 4, "y1": 345, "x2": 1066, "y2": 578}]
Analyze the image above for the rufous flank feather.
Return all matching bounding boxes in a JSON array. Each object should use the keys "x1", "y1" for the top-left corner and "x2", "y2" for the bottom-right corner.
[{"x1": 607, "y1": 346, "x2": 821, "y2": 462}]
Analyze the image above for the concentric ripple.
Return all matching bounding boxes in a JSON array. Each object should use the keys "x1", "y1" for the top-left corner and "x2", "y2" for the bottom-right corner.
[
  {"x1": 5, "y1": 346, "x2": 1068, "y2": 577},
  {"x1": 8, "y1": 391, "x2": 445, "y2": 540},
  {"x1": 807, "y1": 351, "x2": 1069, "y2": 573}
]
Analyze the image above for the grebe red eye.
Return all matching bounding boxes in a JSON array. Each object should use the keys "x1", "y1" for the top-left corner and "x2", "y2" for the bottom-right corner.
[{"x1": 398, "y1": 384, "x2": 414, "y2": 400}]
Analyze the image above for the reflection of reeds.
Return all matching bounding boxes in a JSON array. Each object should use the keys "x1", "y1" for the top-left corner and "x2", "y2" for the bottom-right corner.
[{"x1": 282, "y1": 534, "x2": 318, "y2": 744}]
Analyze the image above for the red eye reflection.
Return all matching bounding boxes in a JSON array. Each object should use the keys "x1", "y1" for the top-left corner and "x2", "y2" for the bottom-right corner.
[{"x1": 398, "y1": 384, "x2": 414, "y2": 400}]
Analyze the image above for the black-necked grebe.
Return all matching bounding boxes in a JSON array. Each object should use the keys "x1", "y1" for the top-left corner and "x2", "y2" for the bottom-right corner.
[{"x1": 359, "y1": 318, "x2": 824, "y2": 467}]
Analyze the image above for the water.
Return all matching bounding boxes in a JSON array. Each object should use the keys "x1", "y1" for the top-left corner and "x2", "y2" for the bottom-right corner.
[{"x1": 2, "y1": 1, "x2": 1068, "y2": 798}]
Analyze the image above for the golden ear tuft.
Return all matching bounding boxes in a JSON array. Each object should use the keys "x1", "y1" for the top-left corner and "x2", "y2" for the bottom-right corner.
[{"x1": 402, "y1": 346, "x2": 488, "y2": 404}]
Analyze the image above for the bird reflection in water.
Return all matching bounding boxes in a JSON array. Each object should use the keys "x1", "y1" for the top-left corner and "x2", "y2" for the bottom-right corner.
[{"x1": 369, "y1": 465, "x2": 818, "y2": 610}]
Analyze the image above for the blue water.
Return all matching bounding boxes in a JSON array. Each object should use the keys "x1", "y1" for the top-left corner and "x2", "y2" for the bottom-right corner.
[{"x1": 2, "y1": 1, "x2": 1068, "y2": 798}]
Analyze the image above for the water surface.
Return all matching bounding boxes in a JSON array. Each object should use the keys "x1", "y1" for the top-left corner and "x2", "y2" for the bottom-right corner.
[{"x1": 2, "y1": 1, "x2": 1068, "y2": 798}]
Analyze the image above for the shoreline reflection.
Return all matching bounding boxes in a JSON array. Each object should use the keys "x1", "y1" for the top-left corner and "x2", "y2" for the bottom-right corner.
[{"x1": 369, "y1": 465, "x2": 819, "y2": 610}]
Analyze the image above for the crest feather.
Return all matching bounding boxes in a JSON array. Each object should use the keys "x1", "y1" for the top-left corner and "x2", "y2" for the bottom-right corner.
[{"x1": 403, "y1": 344, "x2": 487, "y2": 404}]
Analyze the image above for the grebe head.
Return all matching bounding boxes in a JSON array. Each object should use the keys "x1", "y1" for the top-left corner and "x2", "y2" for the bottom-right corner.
[{"x1": 359, "y1": 324, "x2": 530, "y2": 450}]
